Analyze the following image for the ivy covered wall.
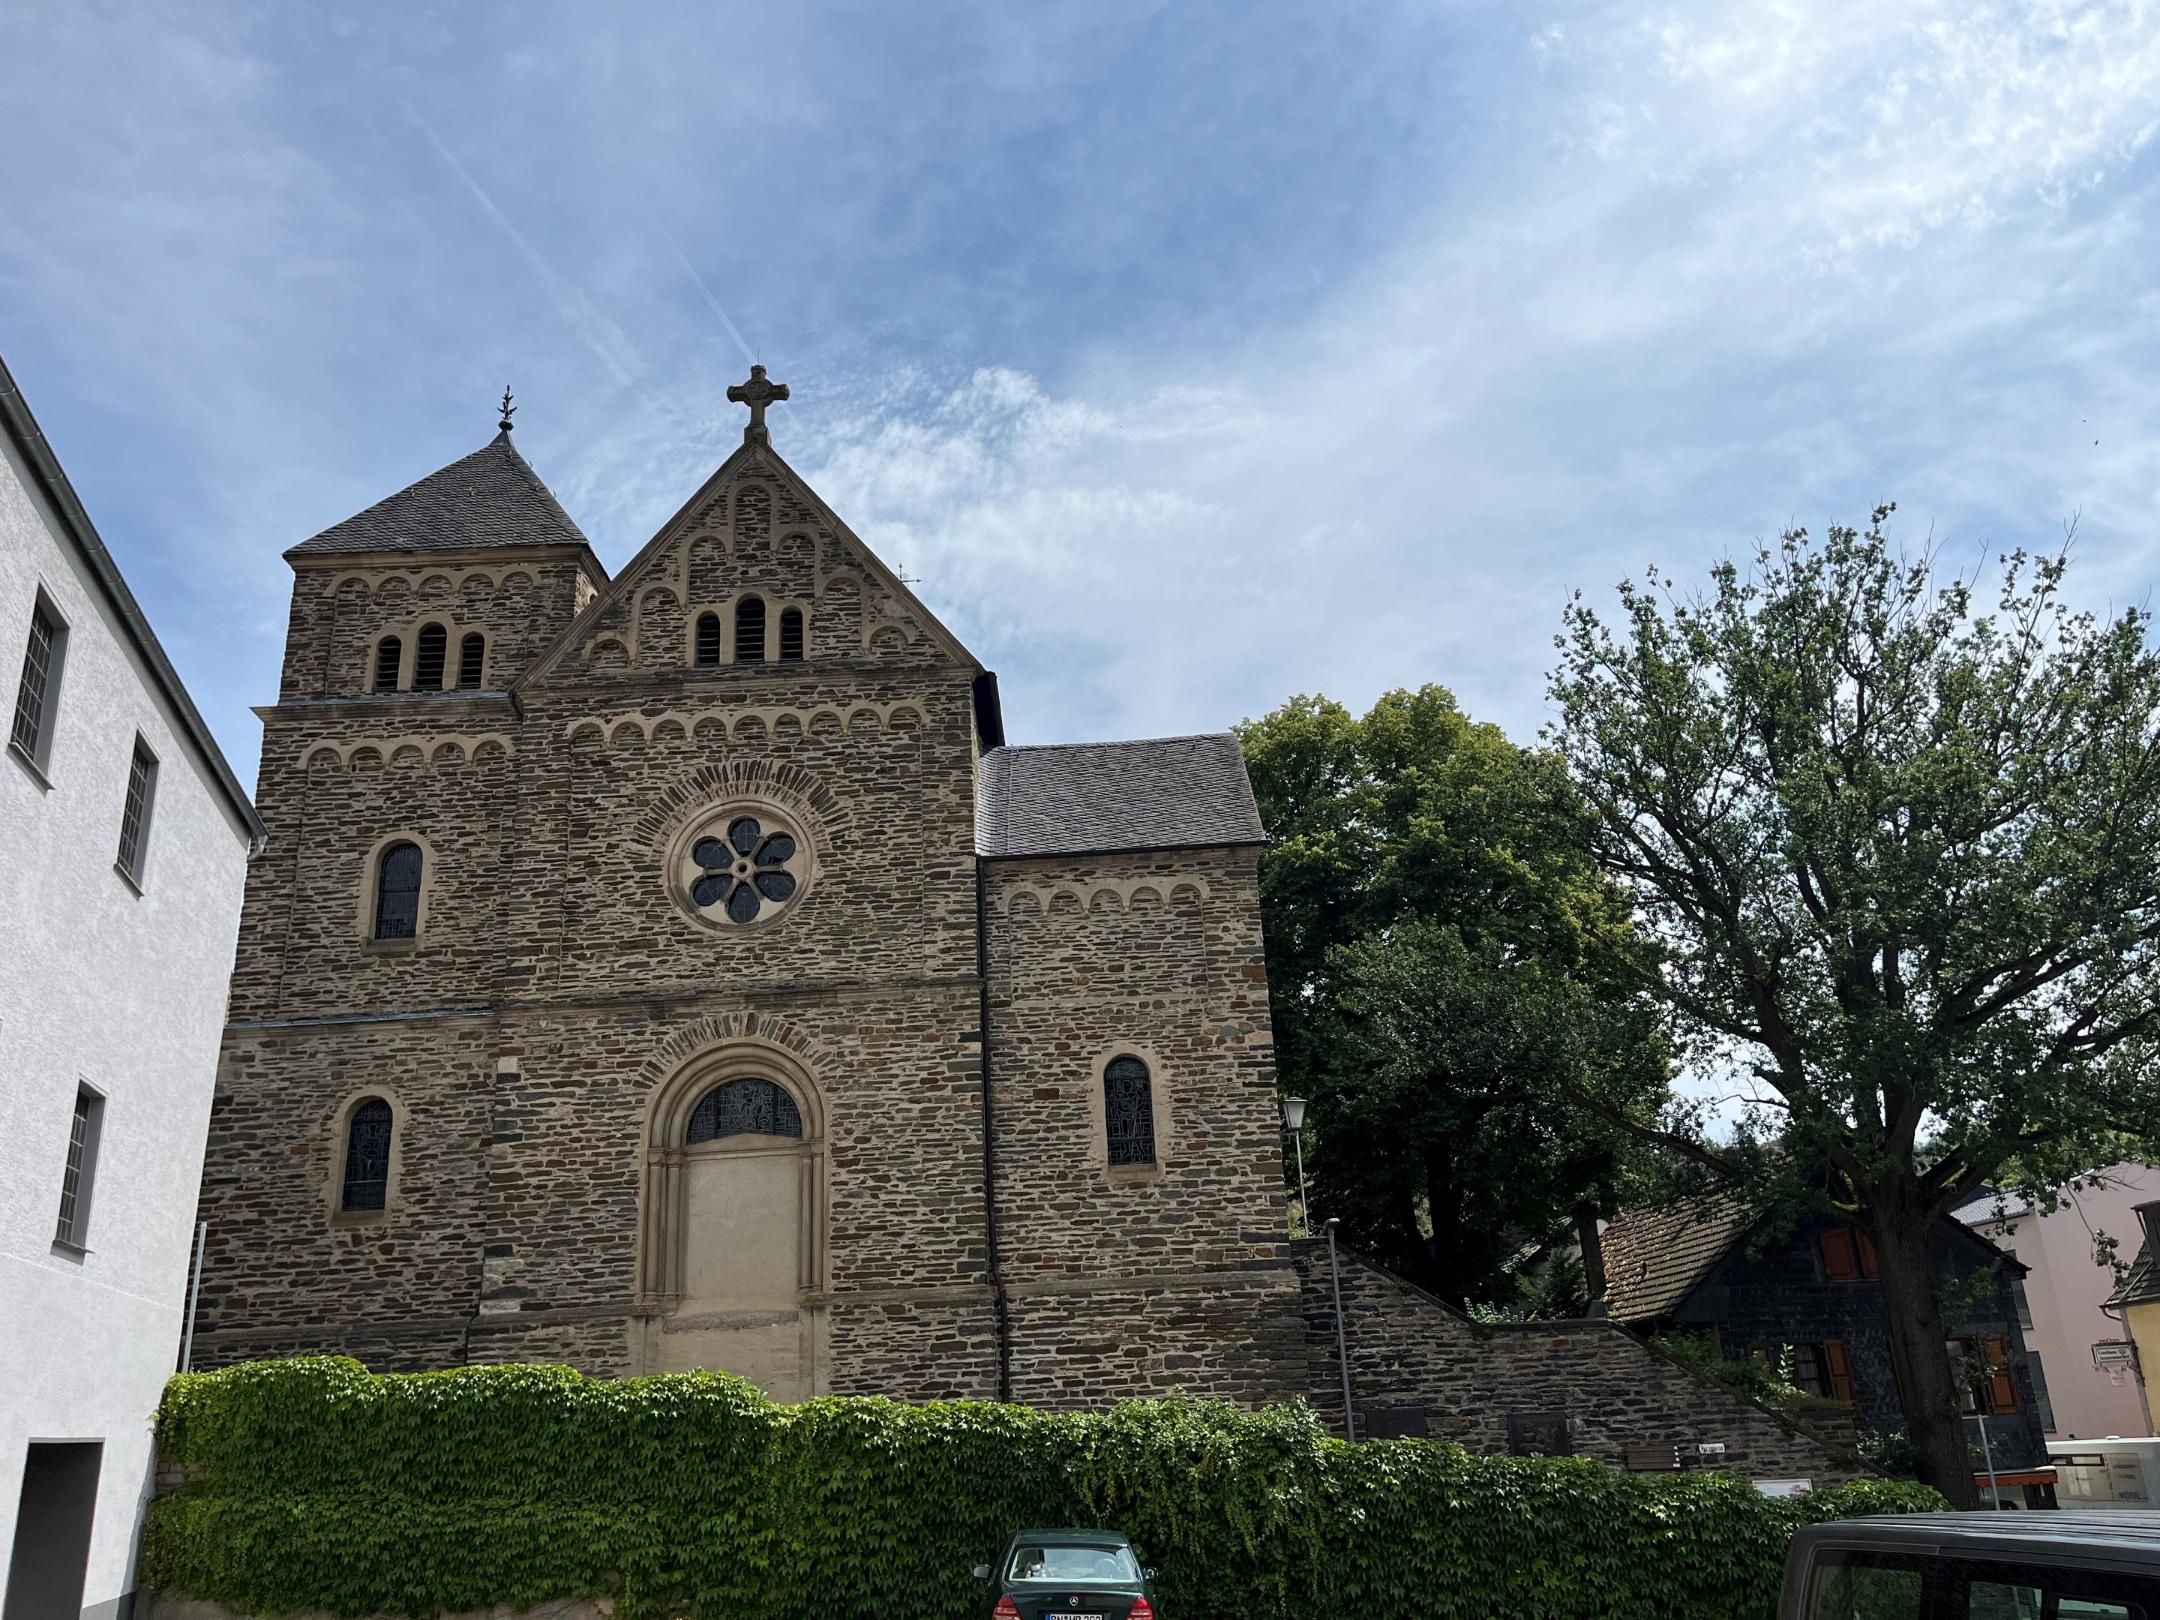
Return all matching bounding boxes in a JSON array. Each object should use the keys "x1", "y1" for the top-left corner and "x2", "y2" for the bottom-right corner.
[{"x1": 143, "y1": 1359, "x2": 1940, "y2": 1620}]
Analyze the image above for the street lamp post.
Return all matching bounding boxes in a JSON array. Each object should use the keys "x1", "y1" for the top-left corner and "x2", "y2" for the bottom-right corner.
[
  {"x1": 1282, "y1": 1093, "x2": 1356, "y2": 1442},
  {"x1": 1283, "y1": 1094, "x2": 1309, "y2": 1236}
]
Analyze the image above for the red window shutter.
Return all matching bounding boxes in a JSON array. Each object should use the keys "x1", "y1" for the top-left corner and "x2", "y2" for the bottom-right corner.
[
  {"x1": 1984, "y1": 1336, "x2": 2019, "y2": 1413},
  {"x1": 1823, "y1": 1339, "x2": 1858, "y2": 1405},
  {"x1": 1822, "y1": 1228, "x2": 1860, "y2": 1281},
  {"x1": 1857, "y1": 1232, "x2": 1880, "y2": 1279}
]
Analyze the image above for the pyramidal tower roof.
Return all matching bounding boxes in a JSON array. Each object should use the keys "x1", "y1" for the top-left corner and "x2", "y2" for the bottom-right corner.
[{"x1": 284, "y1": 431, "x2": 591, "y2": 561}]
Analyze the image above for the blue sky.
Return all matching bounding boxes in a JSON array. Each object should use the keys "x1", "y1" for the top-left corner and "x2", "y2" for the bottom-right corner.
[{"x1": 4, "y1": 0, "x2": 2158, "y2": 790}]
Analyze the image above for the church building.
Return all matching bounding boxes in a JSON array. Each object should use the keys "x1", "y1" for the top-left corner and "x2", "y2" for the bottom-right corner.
[{"x1": 190, "y1": 374, "x2": 1309, "y2": 1407}]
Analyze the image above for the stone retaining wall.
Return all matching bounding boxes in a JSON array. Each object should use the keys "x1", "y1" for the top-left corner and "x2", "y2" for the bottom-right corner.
[{"x1": 1293, "y1": 1238, "x2": 1863, "y2": 1483}]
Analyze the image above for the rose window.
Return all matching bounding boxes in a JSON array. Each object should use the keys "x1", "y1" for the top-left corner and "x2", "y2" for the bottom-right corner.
[{"x1": 684, "y1": 814, "x2": 806, "y2": 925}]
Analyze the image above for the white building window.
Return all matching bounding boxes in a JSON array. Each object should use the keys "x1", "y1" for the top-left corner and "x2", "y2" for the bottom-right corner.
[
  {"x1": 54, "y1": 1087, "x2": 104, "y2": 1250},
  {"x1": 115, "y1": 735, "x2": 159, "y2": 885},
  {"x1": 11, "y1": 591, "x2": 68, "y2": 772}
]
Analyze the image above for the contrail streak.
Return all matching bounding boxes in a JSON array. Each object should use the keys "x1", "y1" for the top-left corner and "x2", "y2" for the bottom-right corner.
[
  {"x1": 654, "y1": 217, "x2": 758, "y2": 368},
  {"x1": 398, "y1": 96, "x2": 643, "y2": 390}
]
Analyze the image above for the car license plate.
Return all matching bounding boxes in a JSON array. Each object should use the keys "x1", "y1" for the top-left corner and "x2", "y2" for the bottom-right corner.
[{"x1": 1047, "y1": 1613, "x2": 1104, "y2": 1620}]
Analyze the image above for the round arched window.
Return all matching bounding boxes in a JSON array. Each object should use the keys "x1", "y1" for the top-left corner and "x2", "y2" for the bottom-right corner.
[
  {"x1": 686, "y1": 1078, "x2": 803, "y2": 1143},
  {"x1": 673, "y1": 807, "x2": 812, "y2": 928}
]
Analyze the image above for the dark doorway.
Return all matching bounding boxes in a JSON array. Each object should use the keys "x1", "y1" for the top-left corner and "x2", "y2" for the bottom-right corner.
[{"x1": 4, "y1": 1441, "x2": 102, "y2": 1620}]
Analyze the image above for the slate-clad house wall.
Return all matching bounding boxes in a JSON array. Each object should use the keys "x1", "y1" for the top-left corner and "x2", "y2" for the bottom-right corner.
[{"x1": 1601, "y1": 1201, "x2": 2052, "y2": 1482}]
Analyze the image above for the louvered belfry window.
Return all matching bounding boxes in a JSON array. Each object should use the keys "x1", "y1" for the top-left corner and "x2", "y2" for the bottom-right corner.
[
  {"x1": 373, "y1": 636, "x2": 402, "y2": 692},
  {"x1": 413, "y1": 623, "x2": 448, "y2": 689},
  {"x1": 734, "y1": 597, "x2": 766, "y2": 662},
  {"x1": 373, "y1": 842, "x2": 423, "y2": 939},
  {"x1": 12, "y1": 597, "x2": 61, "y2": 760},
  {"x1": 695, "y1": 612, "x2": 722, "y2": 666},
  {"x1": 686, "y1": 1078, "x2": 802, "y2": 1143},
  {"x1": 457, "y1": 633, "x2": 485, "y2": 689},
  {"x1": 1104, "y1": 1056, "x2": 1157, "y2": 1166},
  {"x1": 779, "y1": 608, "x2": 805, "y2": 661},
  {"x1": 341, "y1": 1097, "x2": 393, "y2": 1211}
]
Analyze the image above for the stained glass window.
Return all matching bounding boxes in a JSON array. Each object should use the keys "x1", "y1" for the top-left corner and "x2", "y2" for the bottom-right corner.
[
  {"x1": 695, "y1": 612, "x2": 722, "y2": 666},
  {"x1": 373, "y1": 636, "x2": 402, "y2": 692},
  {"x1": 779, "y1": 608, "x2": 805, "y2": 661},
  {"x1": 414, "y1": 623, "x2": 448, "y2": 689},
  {"x1": 374, "y1": 842, "x2": 423, "y2": 939},
  {"x1": 734, "y1": 596, "x2": 766, "y2": 662},
  {"x1": 685, "y1": 814, "x2": 802, "y2": 924},
  {"x1": 342, "y1": 1097, "x2": 393, "y2": 1211},
  {"x1": 687, "y1": 1078, "x2": 803, "y2": 1143},
  {"x1": 1104, "y1": 1056, "x2": 1156, "y2": 1166},
  {"x1": 457, "y1": 633, "x2": 486, "y2": 689}
]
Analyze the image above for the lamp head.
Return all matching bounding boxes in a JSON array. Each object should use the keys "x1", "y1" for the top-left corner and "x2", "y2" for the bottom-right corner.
[{"x1": 1282, "y1": 1095, "x2": 1308, "y2": 1132}]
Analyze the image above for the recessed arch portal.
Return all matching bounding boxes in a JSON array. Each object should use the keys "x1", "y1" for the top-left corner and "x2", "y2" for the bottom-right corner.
[{"x1": 634, "y1": 1042, "x2": 827, "y2": 1397}]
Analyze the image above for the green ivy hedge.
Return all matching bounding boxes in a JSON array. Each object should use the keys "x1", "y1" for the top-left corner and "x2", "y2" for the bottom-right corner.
[{"x1": 143, "y1": 1358, "x2": 1941, "y2": 1620}]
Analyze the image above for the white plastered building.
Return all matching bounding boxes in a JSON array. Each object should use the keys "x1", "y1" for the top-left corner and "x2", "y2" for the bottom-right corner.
[{"x1": 0, "y1": 354, "x2": 260, "y2": 1620}]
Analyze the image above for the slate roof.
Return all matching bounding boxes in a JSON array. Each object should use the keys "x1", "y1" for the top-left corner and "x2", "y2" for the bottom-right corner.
[
  {"x1": 975, "y1": 734, "x2": 1267, "y2": 859},
  {"x1": 284, "y1": 434, "x2": 591, "y2": 559},
  {"x1": 1598, "y1": 1193, "x2": 1757, "y2": 1324},
  {"x1": 2110, "y1": 1241, "x2": 2160, "y2": 1309}
]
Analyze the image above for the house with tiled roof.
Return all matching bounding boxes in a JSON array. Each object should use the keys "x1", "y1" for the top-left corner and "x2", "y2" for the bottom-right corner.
[
  {"x1": 1598, "y1": 1193, "x2": 2057, "y2": 1502},
  {"x1": 2102, "y1": 1201, "x2": 2160, "y2": 1436}
]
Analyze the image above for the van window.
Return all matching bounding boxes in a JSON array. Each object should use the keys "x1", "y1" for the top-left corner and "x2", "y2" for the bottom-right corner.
[
  {"x1": 1809, "y1": 1556, "x2": 1923, "y2": 1619},
  {"x1": 1807, "y1": 1550, "x2": 2155, "y2": 1619}
]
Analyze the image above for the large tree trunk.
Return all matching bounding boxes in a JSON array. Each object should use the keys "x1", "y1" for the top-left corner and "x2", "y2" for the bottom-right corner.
[{"x1": 1870, "y1": 1180, "x2": 1980, "y2": 1509}]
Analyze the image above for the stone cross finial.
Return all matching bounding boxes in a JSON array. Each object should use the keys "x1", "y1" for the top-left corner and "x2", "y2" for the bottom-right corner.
[{"x1": 726, "y1": 364, "x2": 789, "y2": 445}]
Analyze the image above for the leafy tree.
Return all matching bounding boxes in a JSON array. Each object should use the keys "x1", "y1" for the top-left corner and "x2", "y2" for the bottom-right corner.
[
  {"x1": 1239, "y1": 687, "x2": 1669, "y2": 1306},
  {"x1": 1548, "y1": 509, "x2": 2160, "y2": 1506}
]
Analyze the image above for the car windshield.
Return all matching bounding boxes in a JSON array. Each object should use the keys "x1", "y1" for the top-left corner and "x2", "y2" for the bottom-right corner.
[{"x1": 1009, "y1": 1544, "x2": 1139, "y2": 1584}]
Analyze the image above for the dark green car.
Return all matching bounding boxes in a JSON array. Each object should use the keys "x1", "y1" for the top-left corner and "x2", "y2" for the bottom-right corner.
[{"x1": 972, "y1": 1528, "x2": 1158, "y2": 1620}]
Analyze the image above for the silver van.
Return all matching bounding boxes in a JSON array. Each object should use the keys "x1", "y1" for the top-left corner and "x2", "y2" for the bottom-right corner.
[{"x1": 1786, "y1": 1513, "x2": 2160, "y2": 1618}]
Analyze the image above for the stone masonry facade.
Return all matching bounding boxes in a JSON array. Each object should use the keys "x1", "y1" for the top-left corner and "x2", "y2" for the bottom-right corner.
[{"x1": 191, "y1": 426, "x2": 1307, "y2": 1409}]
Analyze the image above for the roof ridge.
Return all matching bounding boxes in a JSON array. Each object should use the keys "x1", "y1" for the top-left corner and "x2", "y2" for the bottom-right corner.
[{"x1": 989, "y1": 731, "x2": 1238, "y2": 754}]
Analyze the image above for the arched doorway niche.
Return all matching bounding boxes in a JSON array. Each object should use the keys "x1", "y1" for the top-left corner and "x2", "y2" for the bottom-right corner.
[{"x1": 633, "y1": 1040, "x2": 828, "y2": 1396}]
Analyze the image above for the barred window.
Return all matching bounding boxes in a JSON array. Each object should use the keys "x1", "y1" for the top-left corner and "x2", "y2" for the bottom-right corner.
[
  {"x1": 694, "y1": 612, "x2": 722, "y2": 666},
  {"x1": 457, "y1": 632, "x2": 485, "y2": 689},
  {"x1": 687, "y1": 1078, "x2": 802, "y2": 1143},
  {"x1": 12, "y1": 594, "x2": 66, "y2": 765},
  {"x1": 373, "y1": 842, "x2": 423, "y2": 940},
  {"x1": 373, "y1": 635, "x2": 402, "y2": 692},
  {"x1": 779, "y1": 607, "x2": 805, "y2": 661},
  {"x1": 341, "y1": 1097, "x2": 393, "y2": 1212},
  {"x1": 414, "y1": 623, "x2": 448, "y2": 689},
  {"x1": 116, "y1": 736, "x2": 159, "y2": 882},
  {"x1": 734, "y1": 596, "x2": 766, "y2": 662},
  {"x1": 1104, "y1": 1055, "x2": 1156, "y2": 1167}
]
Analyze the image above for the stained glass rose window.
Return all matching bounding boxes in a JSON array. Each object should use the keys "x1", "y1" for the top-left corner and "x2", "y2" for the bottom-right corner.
[{"x1": 680, "y1": 812, "x2": 809, "y2": 925}]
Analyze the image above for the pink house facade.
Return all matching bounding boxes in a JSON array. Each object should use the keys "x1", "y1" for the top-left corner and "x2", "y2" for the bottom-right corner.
[{"x1": 1957, "y1": 1164, "x2": 2159, "y2": 1442}]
